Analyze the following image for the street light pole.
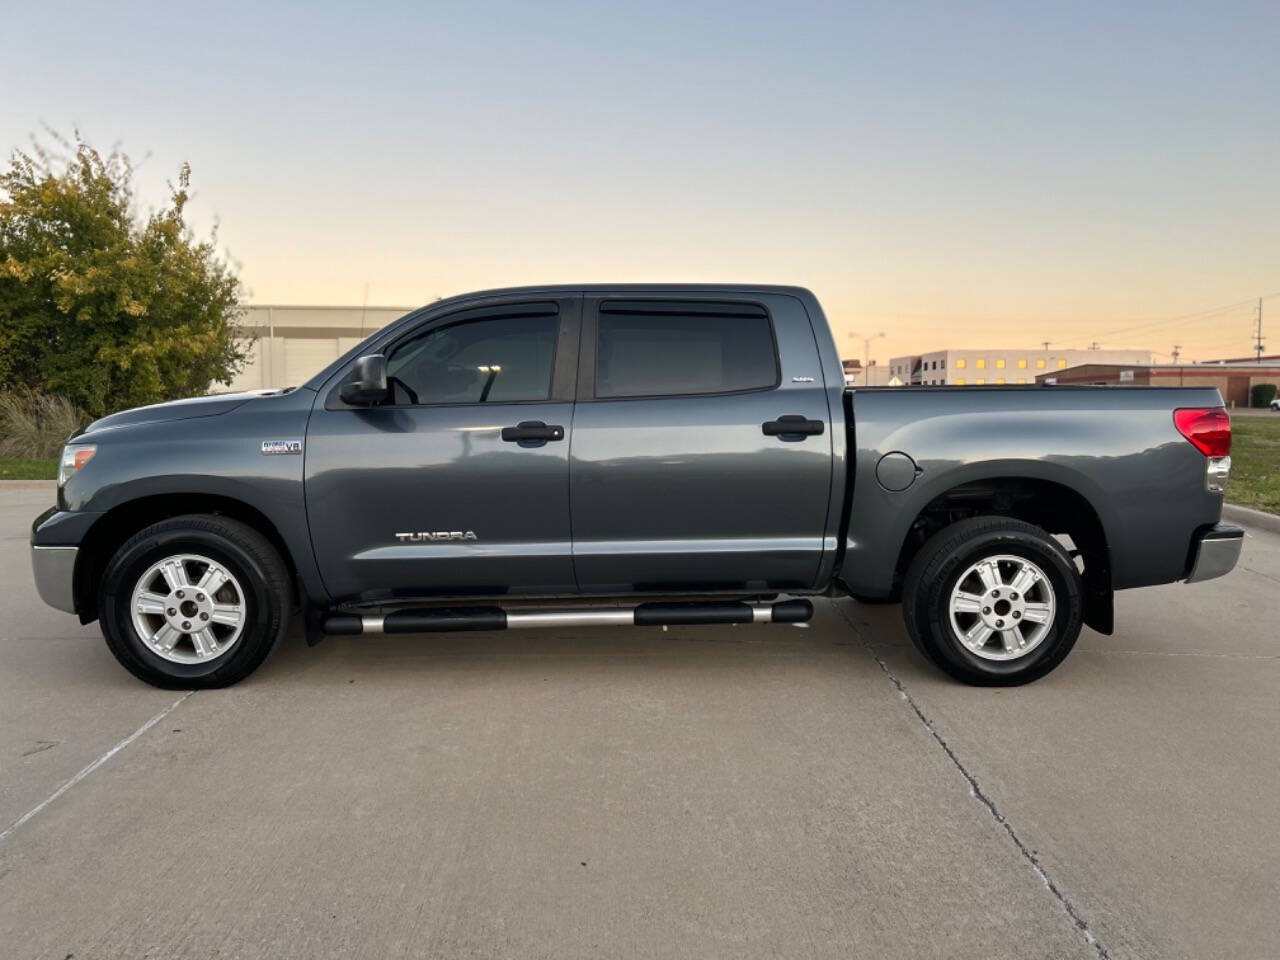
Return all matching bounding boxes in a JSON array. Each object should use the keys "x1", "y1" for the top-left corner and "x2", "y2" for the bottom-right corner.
[{"x1": 848, "y1": 331, "x2": 885, "y2": 385}]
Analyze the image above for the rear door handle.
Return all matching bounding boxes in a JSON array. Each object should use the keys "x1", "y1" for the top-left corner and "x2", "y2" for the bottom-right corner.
[
  {"x1": 762, "y1": 415, "x2": 825, "y2": 440},
  {"x1": 501, "y1": 420, "x2": 565, "y2": 446}
]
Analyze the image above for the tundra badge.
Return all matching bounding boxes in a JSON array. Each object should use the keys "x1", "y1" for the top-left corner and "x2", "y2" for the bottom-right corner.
[{"x1": 396, "y1": 531, "x2": 479, "y2": 542}]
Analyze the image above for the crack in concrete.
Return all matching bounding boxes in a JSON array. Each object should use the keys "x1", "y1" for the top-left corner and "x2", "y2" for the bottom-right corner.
[
  {"x1": 836, "y1": 603, "x2": 1111, "y2": 960},
  {"x1": 1239, "y1": 563, "x2": 1280, "y2": 585}
]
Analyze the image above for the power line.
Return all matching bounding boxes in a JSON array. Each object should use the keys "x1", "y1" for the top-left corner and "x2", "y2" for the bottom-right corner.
[
  {"x1": 1068, "y1": 292, "x2": 1280, "y2": 346},
  {"x1": 1048, "y1": 304, "x2": 1256, "y2": 353},
  {"x1": 861, "y1": 291, "x2": 1280, "y2": 361}
]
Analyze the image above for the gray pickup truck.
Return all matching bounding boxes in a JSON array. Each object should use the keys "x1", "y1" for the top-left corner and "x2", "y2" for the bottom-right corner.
[{"x1": 31, "y1": 285, "x2": 1242, "y2": 688}]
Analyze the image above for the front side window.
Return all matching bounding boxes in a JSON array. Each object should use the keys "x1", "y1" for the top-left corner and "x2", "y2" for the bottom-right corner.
[
  {"x1": 595, "y1": 302, "x2": 778, "y2": 399},
  {"x1": 386, "y1": 311, "x2": 558, "y2": 404}
]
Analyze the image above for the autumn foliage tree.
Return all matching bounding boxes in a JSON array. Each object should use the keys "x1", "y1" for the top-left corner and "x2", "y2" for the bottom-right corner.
[{"x1": 0, "y1": 133, "x2": 249, "y2": 418}]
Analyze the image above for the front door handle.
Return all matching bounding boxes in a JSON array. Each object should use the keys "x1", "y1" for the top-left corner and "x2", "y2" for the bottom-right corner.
[
  {"x1": 501, "y1": 420, "x2": 565, "y2": 447},
  {"x1": 762, "y1": 415, "x2": 825, "y2": 441}
]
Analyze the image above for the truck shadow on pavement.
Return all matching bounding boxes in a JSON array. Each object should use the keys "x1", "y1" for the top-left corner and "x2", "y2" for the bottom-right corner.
[{"x1": 245, "y1": 598, "x2": 977, "y2": 694}]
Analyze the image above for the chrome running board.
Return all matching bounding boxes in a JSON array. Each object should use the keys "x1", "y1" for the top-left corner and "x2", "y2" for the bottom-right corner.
[{"x1": 323, "y1": 600, "x2": 813, "y2": 636}]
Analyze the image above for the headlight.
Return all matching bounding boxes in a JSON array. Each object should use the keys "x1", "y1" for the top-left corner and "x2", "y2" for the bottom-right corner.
[{"x1": 58, "y1": 444, "x2": 97, "y2": 486}]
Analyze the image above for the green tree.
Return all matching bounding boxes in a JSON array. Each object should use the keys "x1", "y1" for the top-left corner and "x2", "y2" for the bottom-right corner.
[{"x1": 0, "y1": 132, "x2": 250, "y2": 418}]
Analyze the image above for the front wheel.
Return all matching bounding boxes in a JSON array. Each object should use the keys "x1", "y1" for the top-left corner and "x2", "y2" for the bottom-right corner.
[
  {"x1": 902, "y1": 517, "x2": 1083, "y2": 685},
  {"x1": 99, "y1": 514, "x2": 291, "y2": 688}
]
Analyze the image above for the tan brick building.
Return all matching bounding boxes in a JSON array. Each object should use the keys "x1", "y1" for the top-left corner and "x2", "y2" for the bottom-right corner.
[{"x1": 1035, "y1": 359, "x2": 1280, "y2": 407}]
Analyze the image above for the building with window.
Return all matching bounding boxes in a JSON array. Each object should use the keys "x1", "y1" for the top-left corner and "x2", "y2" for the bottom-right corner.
[{"x1": 886, "y1": 348, "x2": 1154, "y2": 386}]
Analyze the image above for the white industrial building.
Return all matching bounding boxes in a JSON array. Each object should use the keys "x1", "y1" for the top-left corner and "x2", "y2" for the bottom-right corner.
[
  {"x1": 887, "y1": 348, "x2": 1155, "y2": 386},
  {"x1": 840, "y1": 359, "x2": 897, "y2": 386},
  {"x1": 228, "y1": 305, "x2": 413, "y2": 391}
]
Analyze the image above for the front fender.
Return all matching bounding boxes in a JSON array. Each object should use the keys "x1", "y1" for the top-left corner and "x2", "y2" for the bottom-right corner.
[{"x1": 54, "y1": 388, "x2": 328, "y2": 610}]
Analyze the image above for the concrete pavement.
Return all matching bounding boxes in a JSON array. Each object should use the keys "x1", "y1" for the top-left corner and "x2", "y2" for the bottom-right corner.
[{"x1": 2, "y1": 484, "x2": 1277, "y2": 959}]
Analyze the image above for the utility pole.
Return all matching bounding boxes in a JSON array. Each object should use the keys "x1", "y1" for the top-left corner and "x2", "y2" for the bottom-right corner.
[
  {"x1": 1171, "y1": 344, "x2": 1181, "y2": 364},
  {"x1": 848, "y1": 331, "x2": 886, "y2": 385},
  {"x1": 1089, "y1": 341, "x2": 1099, "y2": 351},
  {"x1": 1041, "y1": 341, "x2": 1051, "y2": 351},
  {"x1": 1254, "y1": 297, "x2": 1265, "y2": 361}
]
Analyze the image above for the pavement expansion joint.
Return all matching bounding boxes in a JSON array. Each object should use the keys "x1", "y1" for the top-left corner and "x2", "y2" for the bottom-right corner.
[
  {"x1": 1076, "y1": 648, "x2": 1279, "y2": 661},
  {"x1": 0, "y1": 690, "x2": 195, "y2": 843},
  {"x1": 834, "y1": 602, "x2": 1112, "y2": 960}
]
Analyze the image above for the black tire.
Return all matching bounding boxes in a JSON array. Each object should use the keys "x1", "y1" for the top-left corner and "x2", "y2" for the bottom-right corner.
[
  {"x1": 902, "y1": 516, "x2": 1083, "y2": 686},
  {"x1": 98, "y1": 514, "x2": 291, "y2": 688}
]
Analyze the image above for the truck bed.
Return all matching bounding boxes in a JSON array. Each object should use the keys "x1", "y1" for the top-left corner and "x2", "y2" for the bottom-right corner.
[{"x1": 837, "y1": 384, "x2": 1226, "y2": 599}]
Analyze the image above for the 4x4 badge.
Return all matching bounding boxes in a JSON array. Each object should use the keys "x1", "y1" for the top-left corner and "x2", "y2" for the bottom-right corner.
[{"x1": 261, "y1": 439, "x2": 303, "y2": 456}]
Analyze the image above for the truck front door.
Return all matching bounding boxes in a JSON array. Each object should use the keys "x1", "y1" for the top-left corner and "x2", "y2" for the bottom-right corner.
[
  {"x1": 569, "y1": 294, "x2": 833, "y2": 593},
  {"x1": 304, "y1": 297, "x2": 581, "y2": 603}
]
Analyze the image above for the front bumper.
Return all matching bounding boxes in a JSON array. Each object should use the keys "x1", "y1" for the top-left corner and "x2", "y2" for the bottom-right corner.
[
  {"x1": 1185, "y1": 523, "x2": 1244, "y2": 583},
  {"x1": 31, "y1": 505, "x2": 101, "y2": 616},
  {"x1": 31, "y1": 545, "x2": 78, "y2": 613}
]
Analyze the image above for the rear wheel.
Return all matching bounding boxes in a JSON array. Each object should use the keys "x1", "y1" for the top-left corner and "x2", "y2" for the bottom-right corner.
[
  {"x1": 902, "y1": 516, "x2": 1083, "y2": 685},
  {"x1": 99, "y1": 514, "x2": 290, "y2": 688}
]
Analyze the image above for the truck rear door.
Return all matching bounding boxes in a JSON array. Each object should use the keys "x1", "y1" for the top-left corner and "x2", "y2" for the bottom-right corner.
[{"x1": 569, "y1": 293, "x2": 833, "y2": 593}]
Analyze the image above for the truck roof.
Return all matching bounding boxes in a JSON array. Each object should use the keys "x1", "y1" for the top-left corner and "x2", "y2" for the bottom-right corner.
[
  {"x1": 421, "y1": 283, "x2": 818, "y2": 304},
  {"x1": 302, "y1": 283, "x2": 824, "y2": 393}
]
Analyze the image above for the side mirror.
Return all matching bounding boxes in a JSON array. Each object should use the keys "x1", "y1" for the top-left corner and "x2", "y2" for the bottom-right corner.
[{"x1": 340, "y1": 354, "x2": 389, "y2": 406}]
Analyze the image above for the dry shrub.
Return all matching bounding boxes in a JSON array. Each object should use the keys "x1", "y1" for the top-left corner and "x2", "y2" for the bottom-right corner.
[{"x1": 0, "y1": 391, "x2": 88, "y2": 459}]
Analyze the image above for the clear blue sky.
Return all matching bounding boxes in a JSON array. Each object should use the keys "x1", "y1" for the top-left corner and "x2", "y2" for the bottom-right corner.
[{"x1": 3, "y1": 0, "x2": 1277, "y2": 361}]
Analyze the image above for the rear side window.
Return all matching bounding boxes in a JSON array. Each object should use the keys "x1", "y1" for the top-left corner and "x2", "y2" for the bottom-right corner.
[{"x1": 595, "y1": 301, "x2": 778, "y2": 399}]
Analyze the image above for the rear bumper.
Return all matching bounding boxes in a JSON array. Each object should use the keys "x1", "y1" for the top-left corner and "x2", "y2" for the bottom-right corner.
[
  {"x1": 1185, "y1": 524, "x2": 1243, "y2": 583},
  {"x1": 31, "y1": 545, "x2": 78, "y2": 613}
]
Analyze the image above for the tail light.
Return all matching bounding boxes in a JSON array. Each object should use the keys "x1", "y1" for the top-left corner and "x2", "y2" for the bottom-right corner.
[
  {"x1": 1173, "y1": 407, "x2": 1231, "y2": 493},
  {"x1": 1173, "y1": 408, "x2": 1231, "y2": 457}
]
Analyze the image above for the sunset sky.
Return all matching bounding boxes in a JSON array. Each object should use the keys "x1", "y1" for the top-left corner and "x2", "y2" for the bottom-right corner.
[{"x1": 4, "y1": 0, "x2": 1277, "y2": 364}]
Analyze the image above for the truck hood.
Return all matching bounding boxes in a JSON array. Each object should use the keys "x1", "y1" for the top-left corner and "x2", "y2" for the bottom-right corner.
[{"x1": 82, "y1": 389, "x2": 290, "y2": 434}]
